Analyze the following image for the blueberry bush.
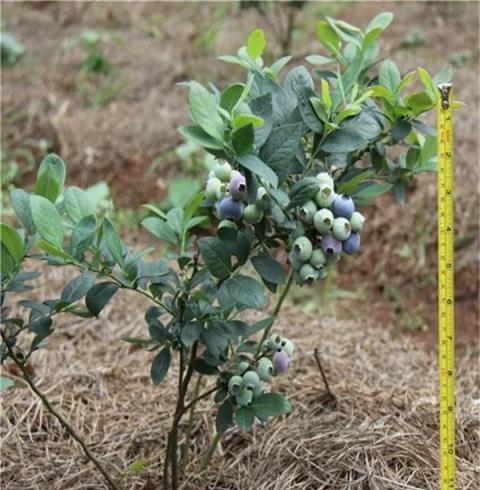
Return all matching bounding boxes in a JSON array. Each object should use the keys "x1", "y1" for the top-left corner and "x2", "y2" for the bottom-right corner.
[{"x1": 1, "y1": 13, "x2": 444, "y2": 490}]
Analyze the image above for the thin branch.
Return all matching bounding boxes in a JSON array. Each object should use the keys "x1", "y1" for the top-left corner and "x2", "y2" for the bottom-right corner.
[
  {"x1": 313, "y1": 348, "x2": 335, "y2": 402},
  {"x1": 0, "y1": 330, "x2": 118, "y2": 490}
]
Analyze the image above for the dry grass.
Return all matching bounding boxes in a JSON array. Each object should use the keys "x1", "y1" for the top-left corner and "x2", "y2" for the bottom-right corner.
[{"x1": 1, "y1": 267, "x2": 478, "y2": 490}]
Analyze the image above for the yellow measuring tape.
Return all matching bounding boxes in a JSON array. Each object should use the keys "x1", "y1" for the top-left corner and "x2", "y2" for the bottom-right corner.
[{"x1": 437, "y1": 83, "x2": 456, "y2": 490}]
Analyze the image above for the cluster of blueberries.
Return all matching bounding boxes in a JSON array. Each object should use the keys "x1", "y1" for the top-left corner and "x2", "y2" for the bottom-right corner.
[
  {"x1": 205, "y1": 161, "x2": 270, "y2": 224},
  {"x1": 227, "y1": 335, "x2": 294, "y2": 406},
  {"x1": 204, "y1": 162, "x2": 365, "y2": 286},
  {"x1": 289, "y1": 172, "x2": 365, "y2": 284}
]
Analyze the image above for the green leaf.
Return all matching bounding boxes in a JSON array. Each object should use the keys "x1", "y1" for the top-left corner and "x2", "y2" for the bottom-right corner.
[
  {"x1": 321, "y1": 79, "x2": 332, "y2": 110},
  {"x1": 232, "y1": 123, "x2": 254, "y2": 155},
  {"x1": 391, "y1": 119, "x2": 412, "y2": 143},
  {"x1": 216, "y1": 401, "x2": 234, "y2": 434},
  {"x1": 232, "y1": 114, "x2": 264, "y2": 129},
  {"x1": 188, "y1": 81, "x2": 224, "y2": 141},
  {"x1": 64, "y1": 186, "x2": 95, "y2": 223},
  {"x1": 251, "y1": 393, "x2": 292, "y2": 418},
  {"x1": 220, "y1": 83, "x2": 245, "y2": 112},
  {"x1": 69, "y1": 215, "x2": 97, "y2": 257},
  {"x1": 181, "y1": 321, "x2": 202, "y2": 347},
  {"x1": 141, "y1": 204, "x2": 167, "y2": 220},
  {"x1": 379, "y1": 59, "x2": 401, "y2": 93},
  {"x1": 34, "y1": 154, "x2": 66, "y2": 203},
  {"x1": 37, "y1": 239, "x2": 72, "y2": 261},
  {"x1": 168, "y1": 177, "x2": 201, "y2": 209},
  {"x1": 287, "y1": 177, "x2": 320, "y2": 208},
  {"x1": 10, "y1": 188, "x2": 35, "y2": 233},
  {"x1": 269, "y1": 55, "x2": 292, "y2": 76},
  {"x1": 246, "y1": 28, "x2": 266, "y2": 59},
  {"x1": 353, "y1": 182, "x2": 393, "y2": 202},
  {"x1": 34, "y1": 164, "x2": 61, "y2": 203},
  {"x1": 305, "y1": 54, "x2": 334, "y2": 65},
  {"x1": 85, "y1": 282, "x2": 119, "y2": 316},
  {"x1": 0, "y1": 376, "x2": 15, "y2": 392},
  {"x1": 178, "y1": 125, "x2": 223, "y2": 150},
  {"x1": 251, "y1": 254, "x2": 286, "y2": 285},
  {"x1": 224, "y1": 275, "x2": 267, "y2": 310},
  {"x1": 417, "y1": 67, "x2": 436, "y2": 101},
  {"x1": 243, "y1": 316, "x2": 275, "y2": 339},
  {"x1": 191, "y1": 358, "x2": 220, "y2": 375},
  {"x1": 103, "y1": 218, "x2": 124, "y2": 267},
  {"x1": 150, "y1": 348, "x2": 171, "y2": 385},
  {"x1": 237, "y1": 154, "x2": 278, "y2": 188},
  {"x1": 406, "y1": 92, "x2": 435, "y2": 115},
  {"x1": 0, "y1": 223, "x2": 23, "y2": 264},
  {"x1": 235, "y1": 406, "x2": 255, "y2": 430},
  {"x1": 363, "y1": 12, "x2": 393, "y2": 49},
  {"x1": 199, "y1": 237, "x2": 231, "y2": 279},
  {"x1": 321, "y1": 128, "x2": 366, "y2": 153},
  {"x1": 142, "y1": 217, "x2": 177, "y2": 245},
  {"x1": 30, "y1": 195, "x2": 64, "y2": 247},
  {"x1": 316, "y1": 21, "x2": 342, "y2": 60},
  {"x1": 432, "y1": 64, "x2": 453, "y2": 85},
  {"x1": 61, "y1": 272, "x2": 96, "y2": 303}
]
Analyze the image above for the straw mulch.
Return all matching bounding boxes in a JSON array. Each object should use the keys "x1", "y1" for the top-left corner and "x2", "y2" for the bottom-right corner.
[{"x1": 1, "y1": 267, "x2": 478, "y2": 490}]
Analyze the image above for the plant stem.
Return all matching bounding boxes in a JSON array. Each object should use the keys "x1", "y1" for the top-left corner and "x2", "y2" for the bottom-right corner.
[
  {"x1": 256, "y1": 270, "x2": 294, "y2": 357},
  {"x1": 180, "y1": 374, "x2": 203, "y2": 471},
  {"x1": 201, "y1": 431, "x2": 222, "y2": 471},
  {"x1": 0, "y1": 331, "x2": 118, "y2": 490}
]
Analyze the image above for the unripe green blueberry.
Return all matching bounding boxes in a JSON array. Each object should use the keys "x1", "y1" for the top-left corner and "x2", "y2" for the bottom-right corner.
[
  {"x1": 256, "y1": 187, "x2": 271, "y2": 211},
  {"x1": 332, "y1": 217, "x2": 352, "y2": 241},
  {"x1": 279, "y1": 338, "x2": 294, "y2": 357},
  {"x1": 242, "y1": 370, "x2": 261, "y2": 393},
  {"x1": 316, "y1": 172, "x2": 334, "y2": 187},
  {"x1": 350, "y1": 211, "x2": 365, "y2": 232},
  {"x1": 235, "y1": 388, "x2": 253, "y2": 406},
  {"x1": 313, "y1": 208, "x2": 334, "y2": 234},
  {"x1": 208, "y1": 170, "x2": 216, "y2": 179},
  {"x1": 267, "y1": 334, "x2": 282, "y2": 351},
  {"x1": 256, "y1": 357, "x2": 274, "y2": 382},
  {"x1": 214, "y1": 161, "x2": 232, "y2": 182},
  {"x1": 299, "y1": 263, "x2": 318, "y2": 283},
  {"x1": 218, "y1": 219, "x2": 238, "y2": 230},
  {"x1": 310, "y1": 248, "x2": 327, "y2": 269},
  {"x1": 288, "y1": 251, "x2": 303, "y2": 272},
  {"x1": 216, "y1": 182, "x2": 229, "y2": 200},
  {"x1": 299, "y1": 200, "x2": 317, "y2": 223},
  {"x1": 292, "y1": 236, "x2": 313, "y2": 262},
  {"x1": 205, "y1": 177, "x2": 222, "y2": 201},
  {"x1": 228, "y1": 375, "x2": 243, "y2": 395},
  {"x1": 315, "y1": 184, "x2": 335, "y2": 208},
  {"x1": 243, "y1": 203, "x2": 264, "y2": 224},
  {"x1": 234, "y1": 360, "x2": 250, "y2": 374}
]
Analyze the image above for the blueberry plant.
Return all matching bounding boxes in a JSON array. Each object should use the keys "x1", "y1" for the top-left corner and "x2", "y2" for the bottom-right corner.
[{"x1": 1, "y1": 13, "x2": 443, "y2": 490}]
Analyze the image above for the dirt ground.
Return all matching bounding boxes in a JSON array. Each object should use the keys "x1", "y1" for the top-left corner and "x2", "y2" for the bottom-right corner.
[{"x1": 1, "y1": 2, "x2": 479, "y2": 489}]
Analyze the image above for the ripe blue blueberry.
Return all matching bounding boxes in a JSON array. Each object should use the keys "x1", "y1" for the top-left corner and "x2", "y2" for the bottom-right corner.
[
  {"x1": 229, "y1": 173, "x2": 247, "y2": 201},
  {"x1": 216, "y1": 197, "x2": 244, "y2": 220},
  {"x1": 243, "y1": 204, "x2": 264, "y2": 224},
  {"x1": 350, "y1": 211, "x2": 365, "y2": 232},
  {"x1": 228, "y1": 375, "x2": 243, "y2": 395},
  {"x1": 315, "y1": 184, "x2": 335, "y2": 208},
  {"x1": 279, "y1": 338, "x2": 294, "y2": 357},
  {"x1": 214, "y1": 161, "x2": 232, "y2": 182},
  {"x1": 316, "y1": 172, "x2": 334, "y2": 188},
  {"x1": 205, "y1": 177, "x2": 222, "y2": 201},
  {"x1": 299, "y1": 200, "x2": 317, "y2": 223},
  {"x1": 299, "y1": 263, "x2": 318, "y2": 283},
  {"x1": 332, "y1": 217, "x2": 352, "y2": 241},
  {"x1": 313, "y1": 208, "x2": 334, "y2": 234},
  {"x1": 310, "y1": 248, "x2": 327, "y2": 269},
  {"x1": 292, "y1": 236, "x2": 313, "y2": 262},
  {"x1": 332, "y1": 194, "x2": 355, "y2": 219},
  {"x1": 256, "y1": 357, "x2": 274, "y2": 381},
  {"x1": 273, "y1": 350, "x2": 290, "y2": 373},
  {"x1": 321, "y1": 234, "x2": 342, "y2": 256},
  {"x1": 342, "y1": 232, "x2": 361, "y2": 254},
  {"x1": 235, "y1": 388, "x2": 253, "y2": 406}
]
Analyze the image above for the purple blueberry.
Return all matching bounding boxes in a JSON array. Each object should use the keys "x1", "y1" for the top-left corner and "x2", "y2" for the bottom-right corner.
[
  {"x1": 321, "y1": 234, "x2": 342, "y2": 256},
  {"x1": 273, "y1": 350, "x2": 290, "y2": 373},
  {"x1": 229, "y1": 173, "x2": 247, "y2": 201},
  {"x1": 342, "y1": 232, "x2": 361, "y2": 255},
  {"x1": 216, "y1": 197, "x2": 244, "y2": 221},
  {"x1": 332, "y1": 194, "x2": 355, "y2": 219}
]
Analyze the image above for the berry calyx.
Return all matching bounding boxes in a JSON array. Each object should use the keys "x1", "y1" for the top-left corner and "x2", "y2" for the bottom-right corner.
[
  {"x1": 299, "y1": 263, "x2": 318, "y2": 284},
  {"x1": 313, "y1": 208, "x2": 334, "y2": 234},
  {"x1": 315, "y1": 184, "x2": 335, "y2": 208}
]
